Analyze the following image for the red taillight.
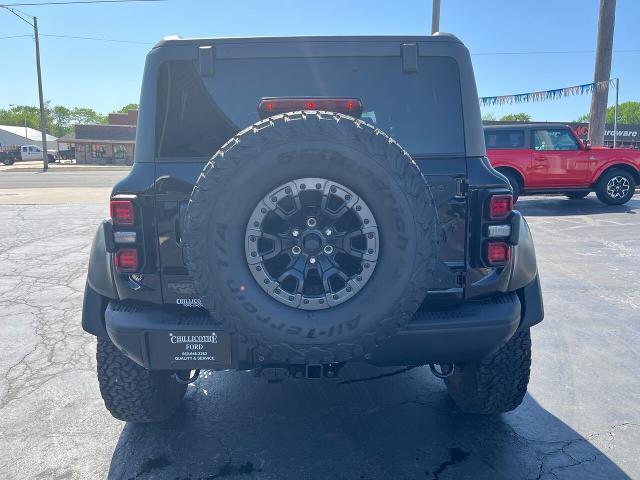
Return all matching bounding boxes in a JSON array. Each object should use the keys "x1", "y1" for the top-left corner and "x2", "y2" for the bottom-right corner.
[
  {"x1": 114, "y1": 248, "x2": 138, "y2": 273},
  {"x1": 257, "y1": 97, "x2": 363, "y2": 118},
  {"x1": 487, "y1": 242, "x2": 510, "y2": 265},
  {"x1": 489, "y1": 194, "x2": 513, "y2": 220},
  {"x1": 110, "y1": 200, "x2": 135, "y2": 225}
]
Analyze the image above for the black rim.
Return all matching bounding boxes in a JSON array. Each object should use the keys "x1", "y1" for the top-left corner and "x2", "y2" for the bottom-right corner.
[{"x1": 245, "y1": 177, "x2": 379, "y2": 310}]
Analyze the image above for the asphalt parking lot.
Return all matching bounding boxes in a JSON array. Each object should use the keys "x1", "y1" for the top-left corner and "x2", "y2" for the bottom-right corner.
[{"x1": 0, "y1": 170, "x2": 638, "y2": 479}]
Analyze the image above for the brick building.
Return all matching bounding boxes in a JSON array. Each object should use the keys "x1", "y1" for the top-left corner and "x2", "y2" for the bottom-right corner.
[{"x1": 58, "y1": 109, "x2": 137, "y2": 164}]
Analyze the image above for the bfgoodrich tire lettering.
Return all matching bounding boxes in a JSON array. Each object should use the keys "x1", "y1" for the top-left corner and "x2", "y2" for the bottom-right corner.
[
  {"x1": 183, "y1": 112, "x2": 438, "y2": 364},
  {"x1": 96, "y1": 338, "x2": 186, "y2": 423}
]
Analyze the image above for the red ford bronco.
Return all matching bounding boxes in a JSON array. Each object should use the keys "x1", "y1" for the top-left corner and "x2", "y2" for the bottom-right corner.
[{"x1": 485, "y1": 123, "x2": 640, "y2": 204}]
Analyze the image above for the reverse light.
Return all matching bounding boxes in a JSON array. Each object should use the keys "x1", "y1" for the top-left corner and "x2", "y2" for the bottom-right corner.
[
  {"x1": 486, "y1": 242, "x2": 510, "y2": 265},
  {"x1": 487, "y1": 224, "x2": 511, "y2": 238},
  {"x1": 488, "y1": 194, "x2": 513, "y2": 220},
  {"x1": 113, "y1": 231, "x2": 137, "y2": 244},
  {"x1": 110, "y1": 200, "x2": 135, "y2": 225},
  {"x1": 114, "y1": 248, "x2": 138, "y2": 273},
  {"x1": 258, "y1": 97, "x2": 363, "y2": 118}
]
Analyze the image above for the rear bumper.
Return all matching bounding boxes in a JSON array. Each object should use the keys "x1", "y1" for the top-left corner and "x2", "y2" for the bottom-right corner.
[
  {"x1": 103, "y1": 275, "x2": 543, "y2": 370},
  {"x1": 366, "y1": 292, "x2": 521, "y2": 366}
]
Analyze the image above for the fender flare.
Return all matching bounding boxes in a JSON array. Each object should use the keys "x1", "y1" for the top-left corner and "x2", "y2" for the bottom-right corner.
[
  {"x1": 82, "y1": 220, "x2": 119, "y2": 337},
  {"x1": 507, "y1": 212, "x2": 537, "y2": 292},
  {"x1": 506, "y1": 213, "x2": 544, "y2": 330},
  {"x1": 591, "y1": 161, "x2": 640, "y2": 186}
]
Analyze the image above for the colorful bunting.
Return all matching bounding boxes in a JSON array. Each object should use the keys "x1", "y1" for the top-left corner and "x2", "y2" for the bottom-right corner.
[{"x1": 479, "y1": 79, "x2": 615, "y2": 107}]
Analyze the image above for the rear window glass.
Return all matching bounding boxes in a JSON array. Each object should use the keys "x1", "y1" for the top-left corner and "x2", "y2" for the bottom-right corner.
[
  {"x1": 156, "y1": 56, "x2": 465, "y2": 158},
  {"x1": 484, "y1": 130, "x2": 525, "y2": 149}
]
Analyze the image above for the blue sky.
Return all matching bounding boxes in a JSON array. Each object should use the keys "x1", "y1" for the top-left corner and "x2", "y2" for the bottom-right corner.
[{"x1": 1, "y1": 0, "x2": 638, "y2": 121}]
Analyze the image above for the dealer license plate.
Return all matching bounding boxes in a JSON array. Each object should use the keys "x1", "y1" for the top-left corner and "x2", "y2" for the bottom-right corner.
[{"x1": 147, "y1": 330, "x2": 232, "y2": 369}]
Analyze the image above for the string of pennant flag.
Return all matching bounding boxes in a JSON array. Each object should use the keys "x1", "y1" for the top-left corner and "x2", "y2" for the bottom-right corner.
[{"x1": 479, "y1": 79, "x2": 616, "y2": 107}]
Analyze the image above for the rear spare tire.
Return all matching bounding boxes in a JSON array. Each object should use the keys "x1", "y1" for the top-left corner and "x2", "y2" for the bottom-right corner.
[{"x1": 183, "y1": 112, "x2": 438, "y2": 364}]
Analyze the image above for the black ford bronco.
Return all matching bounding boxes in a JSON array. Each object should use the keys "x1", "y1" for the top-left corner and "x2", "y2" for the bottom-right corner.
[{"x1": 82, "y1": 34, "x2": 543, "y2": 423}]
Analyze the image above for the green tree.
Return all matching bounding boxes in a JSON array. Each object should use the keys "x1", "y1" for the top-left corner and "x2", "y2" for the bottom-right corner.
[
  {"x1": 0, "y1": 105, "x2": 41, "y2": 131},
  {"x1": 577, "y1": 101, "x2": 640, "y2": 124},
  {"x1": 482, "y1": 112, "x2": 496, "y2": 121},
  {"x1": 50, "y1": 105, "x2": 73, "y2": 137},
  {"x1": 117, "y1": 103, "x2": 138, "y2": 113},
  {"x1": 70, "y1": 107, "x2": 107, "y2": 126},
  {"x1": 0, "y1": 104, "x2": 135, "y2": 138},
  {"x1": 499, "y1": 113, "x2": 531, "y2": 122}
]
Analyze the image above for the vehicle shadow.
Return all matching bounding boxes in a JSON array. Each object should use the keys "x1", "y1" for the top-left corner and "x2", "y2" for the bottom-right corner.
[
  {"x1": 108, "y1": 365, "x2": 631, "y2": 480},
  {"x1": 516, "y1": 194, "x2": 639, "y2": 217}
]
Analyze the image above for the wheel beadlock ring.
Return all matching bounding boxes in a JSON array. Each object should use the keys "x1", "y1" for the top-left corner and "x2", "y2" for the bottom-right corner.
[{"x1": 245, "y1": 178, "x2": 379, "y2": 310}]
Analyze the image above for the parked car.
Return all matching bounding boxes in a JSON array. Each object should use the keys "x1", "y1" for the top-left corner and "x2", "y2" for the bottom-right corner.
[
  {"x1": 0, "y1": 144, "x2": 57, "y2": 165},
  {"x1": 83, "y1": 34, "x2": 543, "y2": 423},
  {"x1": 57, "y1": 147, "x2": 75, "y2": 160},
  {"x1": 485, "y1": 124, "x2": 640, "y2": 204}
]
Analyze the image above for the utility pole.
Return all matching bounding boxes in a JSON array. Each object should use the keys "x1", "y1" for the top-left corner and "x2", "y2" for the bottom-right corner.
[
  {"x1": 588, "y1": 0, "x2": 616, "y2": 146},
  {"x1": 34, "y1": 16, "x2": 48, "y2": 171},
  {"x1": 431, "y1": 0, "x2": 441, "y2": 34},
  {"x1": 613, "y1": 77, "x2": 619, "y2": 147}
]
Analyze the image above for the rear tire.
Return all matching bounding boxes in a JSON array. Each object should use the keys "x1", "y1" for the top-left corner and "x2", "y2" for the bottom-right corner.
[
  {"x1": 2, "y1": 158, "x2": 14, "y2": 166},
  {"x1": 96, "y1": 338, "x2": 187, "y2": 423},
  {"x1": 565, "y1": 191, "x2": 590, "y2": 200},
  {"x1": 596, "y1": 169, "x2": 636, "y2": 205},
  {"x1": 501, "y1": 171, "x2": 521, "y2": 203},
  {"x1": 445, "y1": 329, "x2": 531, "y2": 414}
]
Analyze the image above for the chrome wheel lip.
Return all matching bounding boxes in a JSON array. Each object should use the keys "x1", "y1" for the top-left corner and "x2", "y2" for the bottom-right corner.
[
  {"x1": 244, "y1": 177, "x2": 379, "y2": 310},
  {"x1": 606, "y1": 175, "x2": 631, "y2": 200}
]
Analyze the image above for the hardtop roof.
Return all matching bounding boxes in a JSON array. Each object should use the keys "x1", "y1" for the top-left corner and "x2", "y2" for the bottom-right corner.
[{"x1": 153, "y1": 33, "x2": 463, "y2": 49}]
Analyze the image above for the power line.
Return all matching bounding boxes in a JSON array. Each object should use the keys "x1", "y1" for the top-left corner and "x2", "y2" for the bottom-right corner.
[
  {"x1": 0, "y1": 5, "x2": 34, "y2": 26},
  {"x1": 42, "y1": 33, "x2": 153, "y2": 44},
  {"x1": 1, "y1": 31, "x2": 639, "y2": 56},
  {"x1": 0, "y1": 33, "x2": 32, "y2": 39},
  {"x1": 0, "y1": 32, "x2": 152, "y2": 43},
  {"x1": 0, "y1": 0, "x2": 170, "y2": 5}
]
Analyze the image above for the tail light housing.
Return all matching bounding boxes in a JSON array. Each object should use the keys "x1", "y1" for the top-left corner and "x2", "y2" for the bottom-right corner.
[
  {"x1": 109, "y1": 195, "x2": 143, "y2": 275},
  {"x1": 114, "y1": 248, "x2": 139, "y2": 273},
  {"x1": 110, "y1": 199, "x2": 135, "y2": 225},
  {"x1": 486, "y1": 241, "x2": 510, "y2": 266},
  {"x1": 478, "y1": 192, "x2": 515, "y2": 267},
  {"x1": 488, "y1": 194, "x2": 513, "y2": 220}
]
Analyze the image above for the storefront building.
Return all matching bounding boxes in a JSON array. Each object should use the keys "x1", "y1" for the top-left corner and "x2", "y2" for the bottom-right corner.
[
  {"x1": 569, "y1": 123, "x2": 639, "y2": 149},
  {"x1": 58, "y1": 110, "x2": 137, "y2": 164}
]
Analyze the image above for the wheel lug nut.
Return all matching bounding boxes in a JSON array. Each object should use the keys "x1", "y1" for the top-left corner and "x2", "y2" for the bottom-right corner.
[
  {"x1": 324, "y1": 228, "x2": 332, "y2": 236},
  {"x1": 292, "y1": 246, "x2": 301, "y2": 255},
  {"x1": 309, "y1": 256, "x2": 317, "y2": 264},
  {"x1": 323, "y1": 245, "x2": 333, "y2": 255},
  {"x1": 306, "y1": 217, "x2": 317, "y2": 228},
  {"x1": 292, "y1": 228, "x2": 300, "y2": 237}
]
